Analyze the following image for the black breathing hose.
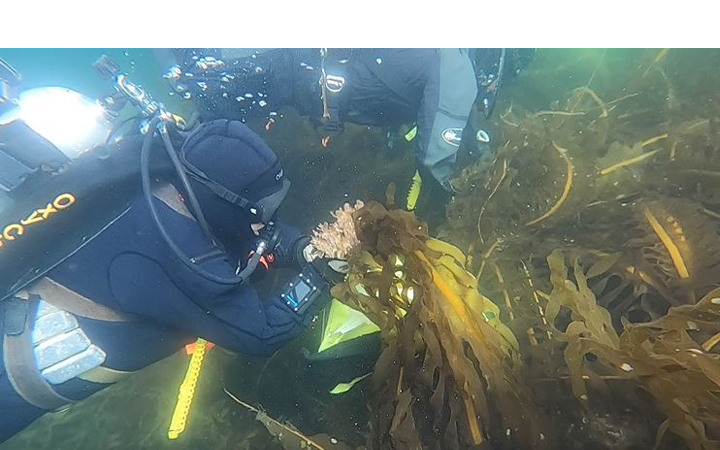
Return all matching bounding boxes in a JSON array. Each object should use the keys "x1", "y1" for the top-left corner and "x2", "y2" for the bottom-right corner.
[
  {"x1": 240, "y1": 249, "x2": 263, "y2": 281},
  {"x1": 140, "y1": 117, "x2": 245, "y2": 285},
  {"x1": 158, "y1": 125, "x2": 214, "y2": 242}
]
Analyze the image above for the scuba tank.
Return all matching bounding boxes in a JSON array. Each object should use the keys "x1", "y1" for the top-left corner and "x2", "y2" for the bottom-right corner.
[
  {"x1": 0, "y1": 55, "x2": 280, "y2": 300},
  {"x1": 0, "y1": 85, "x2": 173, "y2": 300}
]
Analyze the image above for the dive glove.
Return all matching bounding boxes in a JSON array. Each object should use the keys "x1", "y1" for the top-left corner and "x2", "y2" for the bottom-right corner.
[
  {"x1": 296, "y1": 239, "x2": 348, "y2": 285},
  {"x1": 309, "y1": 258, "x2": 349, "y2": 285}
]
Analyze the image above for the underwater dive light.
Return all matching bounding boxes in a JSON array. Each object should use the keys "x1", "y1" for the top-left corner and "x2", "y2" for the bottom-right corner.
[{"x1": 0, "y1": 87, "x2": 111, "y2": 159}]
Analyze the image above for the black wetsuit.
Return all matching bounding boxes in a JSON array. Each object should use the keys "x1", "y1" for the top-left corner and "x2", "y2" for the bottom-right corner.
[
  {"x1": 159, "y1": 48, "x2": 481, "y2": 189},
  {"x1": 0, "y1": 123, "x2": 327, "y2": 443}
]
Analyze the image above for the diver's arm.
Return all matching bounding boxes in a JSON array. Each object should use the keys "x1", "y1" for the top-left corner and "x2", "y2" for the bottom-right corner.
[
  {"x1": 416, "y1": 49, "x2": 478, "y2": 189},
  {"x1": 180, "y1": 245, "x2": 338, "y2": 356},
  {"x1": 107, "y1": 248, "x2": 329, "y2": 356},
  {"x1": 101, "y1": 197, "x2": 325, "y2": 356},
  {"x1": 198, "y1": 283, "x2": 330, "y2": 356}
]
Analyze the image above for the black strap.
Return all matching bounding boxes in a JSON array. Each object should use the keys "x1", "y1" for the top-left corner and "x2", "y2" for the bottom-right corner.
[
  {"x1": 27, "y1": 277, "x2": 138, "y2": 323},
  {"x1": 185, "y1": 169, "x2": 259, "y2": 216},
  {"x1": 320, "y1": 54, "x2": 351, "y2": 135},
  {"x1": 3, "y1": 295, "x2": 74, "y2": 410},
  {"x1": 178, "y1": 141, "x2": 262, "y2": 218}
]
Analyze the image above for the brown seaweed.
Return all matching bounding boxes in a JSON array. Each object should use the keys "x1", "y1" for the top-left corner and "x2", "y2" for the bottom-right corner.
[
  {"x1": 332, "y1": 202, "x2": 555, "y2": 450},
  {"x1": 441, "y1": 49, "x2": 720, "y2": 450},
  {"x1": 545, "y1": 250, "x2": 720, "y2": 450}
]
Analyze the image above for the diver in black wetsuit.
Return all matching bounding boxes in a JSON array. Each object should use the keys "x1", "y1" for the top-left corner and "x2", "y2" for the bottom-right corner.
[
  {"x1": 152, "y1": 48, "x2": 534, "y2": 385},
  {"x1": 156, "y1": 48, "x2": 534, "y2": 194},
  {"x1": 0, "y1": 59, "x2": 346, "y2": 442}
]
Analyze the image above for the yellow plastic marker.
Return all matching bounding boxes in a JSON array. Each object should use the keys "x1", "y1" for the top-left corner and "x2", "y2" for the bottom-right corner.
[
  {"x1": 168, "y1": 338, "x2": 208, "y2": 439},
  {"x1": 171, "y1": 114, "x2": 187, "y2": 129},
  {"x1": 317, "y1": 299, "x2": 380, "y2": 355},
  {"x1": 329, "y1": 373, "x2": 372, "y2": 395},
  {"x1": 406, "y1": 170, "x2": 422, "y2": 211},
  {"x1": 404, "y1": 125, "x2": 417, "y2": 142}
]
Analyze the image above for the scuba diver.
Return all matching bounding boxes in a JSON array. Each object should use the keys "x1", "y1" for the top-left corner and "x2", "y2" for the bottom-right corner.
[
  {"x1": 0, "y1": 57, "x2": 345, "y2": 442},
  {"x1": 156, "y1": 48, "x2": 534, "y2": 202},
  {"x1": 155, "y1": 48, "x2": 534, "y2": 390}
]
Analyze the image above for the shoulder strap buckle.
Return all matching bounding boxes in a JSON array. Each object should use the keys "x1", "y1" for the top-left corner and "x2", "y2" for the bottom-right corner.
[
  {"x1": 324, "y1": 74, "x2": 345, "y2": 93},
  {"x1": 318, "y1": 50, "x2": 351, "y2": 141}
]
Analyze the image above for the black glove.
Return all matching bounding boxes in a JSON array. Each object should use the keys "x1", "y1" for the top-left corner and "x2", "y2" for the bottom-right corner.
[
  {"x1": 309, "y1": 257, "x2": 349, "y2": 285},
  {"x1": 292, "y1": 236, "x2": 313, "y2": 270},
  {"x1": 268, "y1": 227, "x2": 309, "y2": 270}
]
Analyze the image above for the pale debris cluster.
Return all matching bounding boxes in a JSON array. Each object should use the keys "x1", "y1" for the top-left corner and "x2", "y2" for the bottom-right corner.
[{"x1": 310, "y1": 200, "x2": 364, "y2": 259}]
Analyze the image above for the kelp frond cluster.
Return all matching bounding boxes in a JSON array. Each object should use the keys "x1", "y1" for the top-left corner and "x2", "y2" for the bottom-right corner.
[
  {"x1": 315, "y1": 50, "x2": 720, "y2": 450},
  {"x1": 332, "y1": 201, "x2": 554, "y2": 450},
  {"x1": 546, "y1": 250, "x2": 720, "y2": 450},
  {"x1": 441, "y1": 49, "x2": 720, "y2": 449}
]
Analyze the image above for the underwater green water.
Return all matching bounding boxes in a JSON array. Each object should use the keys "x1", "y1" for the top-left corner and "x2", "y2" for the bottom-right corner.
[
  {"x1": 1, "y1": 48, "x2": 720, "y2": 450},
  {"x1": 0, "y1": 49, "x2": 192, "y2": 116}
]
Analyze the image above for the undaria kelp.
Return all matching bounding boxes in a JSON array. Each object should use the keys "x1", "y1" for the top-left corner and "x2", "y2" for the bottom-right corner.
[
  {"x1": 440, "y1": 49, "x2": 720, "y2": 449},
  {"x1": 303, "y1": 50, "x2": 720, "y2": 450},
  {"x1": 545, "y1": 250, "x2": 720, "y2": 450},
  {"x1": 331, "y1": 201, "x2": 555, "y2": 450},
  {"x1": 447, "y1": 50, "x2": 720, "y2": 331}
]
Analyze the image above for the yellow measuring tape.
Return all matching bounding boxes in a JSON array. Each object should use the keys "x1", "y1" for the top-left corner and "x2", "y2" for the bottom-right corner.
[{"x1": 168, "y1": 338, "x2": 208, "y2": 439}]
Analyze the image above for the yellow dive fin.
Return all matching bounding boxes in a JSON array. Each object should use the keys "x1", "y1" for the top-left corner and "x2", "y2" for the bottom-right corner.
[
  {"x1": 406, "y1": 170, "x2": 422, "y2": 211},
  {"x1": 168, "y1": 338, "x2": 208, "y2": 439}
]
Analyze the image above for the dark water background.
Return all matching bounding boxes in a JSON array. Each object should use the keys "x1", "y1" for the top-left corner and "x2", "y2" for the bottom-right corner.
[{"x1": 1, "y1": 48, "x2": 718, "y2": 450}]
